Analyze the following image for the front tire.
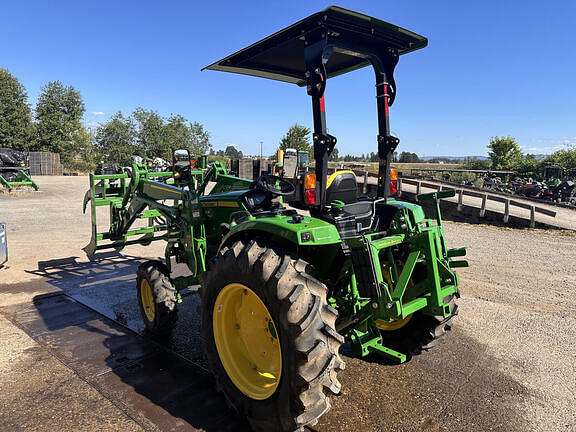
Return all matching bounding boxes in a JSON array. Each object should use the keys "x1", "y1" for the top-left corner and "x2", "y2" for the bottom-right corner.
[
  {"x1": 201, "y1": 240, "x2": 345, "y2": 432},
  {"x1": 136, "y1": 260, "x2": 178, "y2": 336}
]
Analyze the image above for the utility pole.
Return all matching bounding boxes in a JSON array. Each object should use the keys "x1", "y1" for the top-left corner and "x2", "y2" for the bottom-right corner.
[{"x1": 260, "y1": 141, "x2": 263, "y2": 160}]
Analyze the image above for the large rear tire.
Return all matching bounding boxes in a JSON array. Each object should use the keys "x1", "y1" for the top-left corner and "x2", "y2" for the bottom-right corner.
[
  {"x1": 201, "y1": 240, "x2": 345, "y2": 432},
  {"x1": 136, "y1": 260, "x2": 178, "y2": 336}
]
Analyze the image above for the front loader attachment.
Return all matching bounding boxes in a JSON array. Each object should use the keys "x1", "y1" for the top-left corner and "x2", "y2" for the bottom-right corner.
[
  {"x1": 83, "y1": 169, "x2": 174, "y2": 255},
  {"x1": 0, "y1": 169, "x2": 39, "y2": 192}
]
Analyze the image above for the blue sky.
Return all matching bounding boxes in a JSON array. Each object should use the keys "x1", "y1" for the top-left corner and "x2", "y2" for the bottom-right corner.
[{"x1": 1, "y1": 1, "x2": 575, "y2": 157}]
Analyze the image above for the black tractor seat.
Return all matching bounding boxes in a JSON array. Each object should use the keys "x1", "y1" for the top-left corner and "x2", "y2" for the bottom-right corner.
[
  {"x1": 330, "y1": 199, "x2": 404, "y2": 237},
  {"x1": 326, "y1": 170, "x2": 358, "y2": 205},
  {"x1": 332, "y1": 200, "x2": 378, "y2": 237}
]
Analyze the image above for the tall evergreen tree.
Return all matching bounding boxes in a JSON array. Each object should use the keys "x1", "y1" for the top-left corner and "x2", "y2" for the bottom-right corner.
[
  {"x1": 279, "y1": 124, "x2": 312, "y2": 158},
  {"x1": 35, "y1": 81, "x2": 86, "y2": 166},
  {"x1": 0, "y1": 69, "x2": 34, "y2": 149}
]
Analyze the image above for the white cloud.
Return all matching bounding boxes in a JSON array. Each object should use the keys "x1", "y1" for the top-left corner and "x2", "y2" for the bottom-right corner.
[
  {"x1": 90, "y1": 111, "x2": 105, "y2": 116},
  {"x1": 521, "y1": 137, "x2": 576, "y2": 153}
]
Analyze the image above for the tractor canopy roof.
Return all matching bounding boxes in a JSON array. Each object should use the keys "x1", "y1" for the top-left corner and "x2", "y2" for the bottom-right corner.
[{"x1": 202, "y1": 6, "x2": 427, "y2": 86}]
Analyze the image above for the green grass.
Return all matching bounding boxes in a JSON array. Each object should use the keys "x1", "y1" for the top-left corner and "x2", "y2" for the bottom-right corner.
[{"x1": 329, "y1": 162, "x2": 460, "y2": 174}]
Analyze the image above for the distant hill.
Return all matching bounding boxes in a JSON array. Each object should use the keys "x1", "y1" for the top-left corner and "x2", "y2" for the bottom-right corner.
[{"x1": 420, "y1": 155, "x2": 489, "y2": 161}]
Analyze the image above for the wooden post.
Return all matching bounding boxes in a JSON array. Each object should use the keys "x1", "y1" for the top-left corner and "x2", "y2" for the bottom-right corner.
[
  {"x1": 416, "y1": 181, "x2": 421, "y2": 196},
  {"x1": 480, "y1": 194, "x2": 487, "y2": 218},
  {"x1": 363, "y1": 171, "x2": 368, "y2": 194},
  {"x1": 397, "y1": 177, "x2": 402, "y2": 197},
  {"x1": 457, "y1": 190, "x2": 463, "y2": 212},
  {"x1": 503, "y1": 199, "x2": 510, "y2": 224},
  {"x1": 530, "y1": 205, "x2": 536, "y2": 228}
]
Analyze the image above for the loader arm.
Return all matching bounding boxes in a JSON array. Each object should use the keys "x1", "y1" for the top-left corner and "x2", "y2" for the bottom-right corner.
[{"x1": 83, "y1": 163, "x2": 203, "y2": 255}]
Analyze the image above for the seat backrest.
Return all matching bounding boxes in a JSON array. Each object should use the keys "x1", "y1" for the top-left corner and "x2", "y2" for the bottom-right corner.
[{"x1": 326, "y1": 170, "x2": 357, "y2": 204}]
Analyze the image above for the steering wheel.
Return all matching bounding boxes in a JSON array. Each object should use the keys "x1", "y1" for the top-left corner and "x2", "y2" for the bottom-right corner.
[{"x1": 254, "y1": 173, "x2": 296, "y2": 196}]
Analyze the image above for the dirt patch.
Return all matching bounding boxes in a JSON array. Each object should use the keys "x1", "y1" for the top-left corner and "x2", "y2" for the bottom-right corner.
[{"x1": 315, "y1": 329, "x2": 529, "y2": 432}]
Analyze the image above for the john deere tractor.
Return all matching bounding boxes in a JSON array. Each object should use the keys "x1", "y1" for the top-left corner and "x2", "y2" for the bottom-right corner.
[{"x1": 84, "y1": 7, "x2": 466, "y2": 431}]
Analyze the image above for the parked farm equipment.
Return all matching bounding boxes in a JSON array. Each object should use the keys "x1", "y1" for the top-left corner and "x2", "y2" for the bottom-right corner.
[
  {"x1": 0, "y1": 148, "x2": 39, "y2": 191},
  {"x1": 84, "y1": 7, "x2": 467, "y2": 431}
]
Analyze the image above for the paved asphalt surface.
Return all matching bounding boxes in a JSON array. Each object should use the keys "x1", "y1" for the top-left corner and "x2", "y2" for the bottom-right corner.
[{"x1": 1, "y1": 176, "x2": 575, "y2": 432}]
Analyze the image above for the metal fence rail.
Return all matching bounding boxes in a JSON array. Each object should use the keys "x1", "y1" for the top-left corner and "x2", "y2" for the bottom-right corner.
[
  {"x1": 397, "y1": 178, "x2": 556, "y2": 227},
  {"x1": 328, "y1": 167, "x2": 559, "y2": 228}
]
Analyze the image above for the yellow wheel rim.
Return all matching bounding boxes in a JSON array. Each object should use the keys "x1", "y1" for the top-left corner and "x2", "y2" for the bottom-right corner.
[
  {"x1": 375, "y1": 315, "x2": 413, "y2": 331},
  {"x1": 140, "y1": 279, "x2": 155, "y2": 322},
  {"x1": 213, "y1": 283, "x2": 282, "y2": 400},
  {"x1": 376, "y1": 260, "x2": 414, "y2": 331}
]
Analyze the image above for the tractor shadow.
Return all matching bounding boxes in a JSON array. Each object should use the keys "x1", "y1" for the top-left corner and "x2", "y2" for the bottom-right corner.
[
  {"x1": 23, "y1": 252, "x2": 250, "y2": 432},
  {"x1": 319, "y1": 328, "x2": 531, "y2": 432}
]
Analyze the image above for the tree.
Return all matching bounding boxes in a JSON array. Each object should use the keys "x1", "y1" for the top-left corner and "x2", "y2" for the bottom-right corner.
[
  {"x1": 279, "y1": 124, "x2": 312, "y2": 157},
  {"x1": 67, "y1": 128, "x2": 98, "y2": 172},
  {"x1": 488, "y1": 136, "x2": 522, "y2": 170},
  {"x1": 224, "y1": 145, "x2": 243, "y2": 159},
  {"x1": 544, "y1": 146, "x2": 576, "y2": 178},
  {"x1": 133, "y1": 107, "x2": 167, "y2": 158},
  {"x1": 35, "y1": 81, "x2": 86, "y2": 167},
  {"x1": 0, "y1": 69, "x2": 34, "y2": 149},
  {"x1": 163, "y1": 114, "x2": 191, "y2": 157},
  {"x1": 132, "y1": 110, "x2": 212, "y2": 159},
  {"x1": 463, "y1": 157, "x2": 491, "y2": 170},
  {"x1": 94, "y1": 112, "x2": 138, "y2": 166},
  {"x1": 398, "y1": 152, "x2": 421, "y2": 163},
  {"x1": 188, "y1": 121, "x2": 211, "y2": 156}
]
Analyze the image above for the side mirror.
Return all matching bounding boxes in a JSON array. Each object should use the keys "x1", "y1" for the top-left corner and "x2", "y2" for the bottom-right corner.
[
  {"x1": 173, "y1": 149, "x2": 191, "y2": 167},
  {"x1": 172, "y1": 149, "x2": 191, "y2": 184}
]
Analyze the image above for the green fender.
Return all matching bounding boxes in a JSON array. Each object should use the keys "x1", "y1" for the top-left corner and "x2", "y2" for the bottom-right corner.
[{"x1": 219, "y1": 214, "x2": 342, "y2": 250}]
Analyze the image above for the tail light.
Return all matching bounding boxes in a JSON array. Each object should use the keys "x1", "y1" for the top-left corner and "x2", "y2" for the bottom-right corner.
[
  {"x1": 305, "y1": 189, "x2": 317, "y2": 205},
  {"x1": 389, "y1": 168, "x2": 398, "y2": 195},
  {"x1": 304, "y1": 173, "x2": 316, "y2": 189},
  {"x1": 304, "y1": 173, "x2": 317, "y2": 205}
]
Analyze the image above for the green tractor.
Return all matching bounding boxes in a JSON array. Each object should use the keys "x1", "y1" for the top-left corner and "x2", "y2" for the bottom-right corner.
[{"x1": 84, "y1": 7, "x2": 467, "y2": 431}]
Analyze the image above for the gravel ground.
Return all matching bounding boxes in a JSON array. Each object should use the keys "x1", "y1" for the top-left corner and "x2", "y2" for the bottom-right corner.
[
  {"x1": 442, "y1": 223, "x2": 576, "y2": 432},
  {"x1": 1, "y1": 177, "x2": 575, "y2": 432}
]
